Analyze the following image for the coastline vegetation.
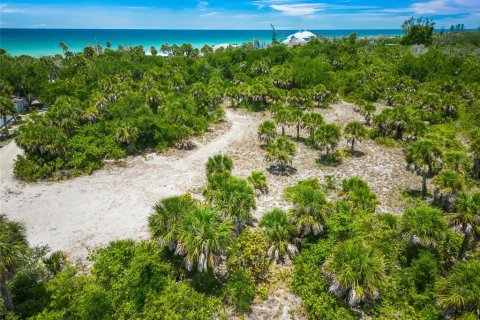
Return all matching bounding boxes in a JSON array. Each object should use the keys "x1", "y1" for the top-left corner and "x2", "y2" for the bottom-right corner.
[{"x1": 1, "y1": 18, "x2": 480, "y2": 319}]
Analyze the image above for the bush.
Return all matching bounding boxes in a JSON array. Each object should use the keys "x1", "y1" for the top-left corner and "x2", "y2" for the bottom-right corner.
[{"x1": 223, "y1": 271, "x2": 256, "y2": 314}]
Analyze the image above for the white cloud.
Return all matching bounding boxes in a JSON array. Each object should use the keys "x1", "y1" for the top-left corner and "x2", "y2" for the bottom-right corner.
[
  {"x1": 270, "y1": 3, "x2": 325, "y2": 16},
  {"x1": 0, "y1": 4, "x2": 26, "y2": 13},
  {"x1": 200, "y1": 11, "x2": 219, "y2": 17},
  {"x1": 197, "y1": 1, "x2": 209, "y2": 11}
]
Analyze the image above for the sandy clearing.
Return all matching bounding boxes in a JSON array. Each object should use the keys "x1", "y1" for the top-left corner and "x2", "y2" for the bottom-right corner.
[
  {"x1": 0, "y1": 109, "x2": 252, "y2": 261},
  {"x1": 1, "y1": 103, "x2": 421, "y2": 263}
]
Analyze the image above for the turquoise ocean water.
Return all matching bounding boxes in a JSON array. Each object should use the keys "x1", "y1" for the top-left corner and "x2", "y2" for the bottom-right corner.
[{"x1": 0, "y1": 29, "x2": 404, "y2": 57}]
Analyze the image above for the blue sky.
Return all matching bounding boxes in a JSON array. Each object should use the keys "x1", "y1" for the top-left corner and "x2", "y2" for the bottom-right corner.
[{"x1": 1, "y1": 0, "x2": 479, "y2": 29}]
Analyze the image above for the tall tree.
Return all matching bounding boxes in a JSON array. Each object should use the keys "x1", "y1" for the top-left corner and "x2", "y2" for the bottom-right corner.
[
  {"x1": 405, "y1": 139, "x2": 442, "y2": 196},
  {"x1": 265, "y1": 136, "x2": 296, "y2": 172},
  {"x1": 313, "y1": 123, "x2": 341, "y2": 156},
  {"x1": 448, "y1": 191, "x2": 480, "y2": 260},
  {"x1": 344, "y1": 121, "x2": 368, "y2": 152}
]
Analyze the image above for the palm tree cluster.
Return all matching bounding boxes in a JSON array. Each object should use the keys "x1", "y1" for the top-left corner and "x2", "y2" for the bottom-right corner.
[{"x1": 284, "y1": 179, "x2": 329, "y2": 236}]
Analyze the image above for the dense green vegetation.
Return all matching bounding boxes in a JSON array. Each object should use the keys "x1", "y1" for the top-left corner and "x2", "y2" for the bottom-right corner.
[{"x1": 1, "y1": 18, "x2": 480, "y2": 319}]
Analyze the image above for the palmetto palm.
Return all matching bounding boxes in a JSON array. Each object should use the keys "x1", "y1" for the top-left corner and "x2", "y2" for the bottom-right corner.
[
  {"x1": 340, "y1": 177, "x2": 379, "y2": 212},
  {"x1": 273, "y1": 107, "x2": 291, "y2": 136},
  {"x1": 148, "y1": 194, "x2": 198, "y2": 250},
  {"x1": 433, "y1": 169, "x2": 465, "y2": 210},
  {"x1": 0, "y1": 214, "x2": 28, "y2": 311},
  {"x1": 344, "y1": 121, "x2": 368, "y2": 152},
  {"x1": 176, "y1": 206, "x2": 234, "y2": 272},
  {"x1": 360, "y1": 102, "x2": 376, "y2": 126},
  {"x1": 313, "y1": 123, "x2": 341, "y2": 156},
  {"x1": 401, "y1": 205, "x2": 447, "y2": 248},
  {"x1": 205, "y1": 154, "x2": 233, "y2": 177},
  {"x1": 0, "y1": 96, "x2": 16, "y2": 138},
  {"x1": 115, "y1": 124, "x2": 139, "y2": 147},
  {"x1": 323, "y1": 239, "x2": 385, "y2": 306},
  {"x1": 289, "y1": 108, "x2": 304, "y2": 140},
  {"x1": 259, "y1": 209, "x2": 298, "y2": 263},
  {"x1": 265, "y1": 136, "x2": 296, "y2": 172},
  {"x1": 443, "y1": 151, "x2": 471, "y2": 176},
  {"x1": 448, "y1": 191, "x2": 480, "y2": 260},
  {"x1": 205, "y1": 174, "x2": 256, "y2": 234},
  {"x1": 257, "y1": 120, "x2": 277, "y2": 144},
  {"x1": 405, "y1": 139, "x2": 443, "y2": 196},
  {"x1": 436, "y1": 261, "x2": 480, "y2": 318},
  {"x1": 247, "y1": 171, "x2": 268, "y2": 194},
  {"x1": 302, "y1": 112, "x2": 324, "y2": 138},
  {"x1": 284, "y1": 180, "x2": 329, "y2": 236}
]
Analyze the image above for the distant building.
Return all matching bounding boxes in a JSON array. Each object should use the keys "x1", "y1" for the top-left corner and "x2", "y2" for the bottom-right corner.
[
  {"x1": 283, "y1": 31, "x2": 322, "y2": 46},
  {"x1": 0, "y1": 97, "x2": 26, "y2": 128}
]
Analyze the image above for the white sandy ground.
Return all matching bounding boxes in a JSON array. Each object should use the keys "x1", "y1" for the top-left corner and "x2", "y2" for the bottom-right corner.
[{"x1": 1, "y1": 102, "x2": 423, "y2": 319}]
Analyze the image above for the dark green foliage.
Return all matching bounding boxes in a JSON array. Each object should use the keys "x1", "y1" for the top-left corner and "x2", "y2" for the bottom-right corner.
[
  {"x1": 10, "y1": 240, "x2": 221, "y2": 319},
  {"x1": 401, "y1": 17, "x2": 435, "y2": 46},
  {"x1": 223, "y1": 271, "x2": 256, "y2": 313}
]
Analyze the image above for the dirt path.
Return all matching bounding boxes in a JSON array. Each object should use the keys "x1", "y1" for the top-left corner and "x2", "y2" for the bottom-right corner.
[{"x1": 0, "y1": 109, "x2": 253, "y2": 261}]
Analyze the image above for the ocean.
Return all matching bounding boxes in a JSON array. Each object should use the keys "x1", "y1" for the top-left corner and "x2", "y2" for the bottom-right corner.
[{"x1": 0, "y1": 29, "x2": 404, "y2": 57}]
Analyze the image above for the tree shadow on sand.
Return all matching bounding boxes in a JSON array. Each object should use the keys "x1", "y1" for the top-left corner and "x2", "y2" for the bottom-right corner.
[
  {"x1": 344, "y1": 149, "x2": 366, "y2": 158},
  {"x1": 316, "y1": 154, "x2": 342, "y2": 167},
  {"x1": 267, "y1": 165, "x2": 297, "y2": 176}
]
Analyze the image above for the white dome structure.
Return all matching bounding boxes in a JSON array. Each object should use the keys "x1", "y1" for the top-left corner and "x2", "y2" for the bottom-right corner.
[{"x1": 283, "y1": 30, "x2": 317, "y2": 45}]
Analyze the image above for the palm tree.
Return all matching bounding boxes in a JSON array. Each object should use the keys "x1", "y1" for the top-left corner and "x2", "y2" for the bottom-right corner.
[
  {"x1": 302, "y1": 112, "x2": 324, "y2": 138},
  {"x1": 289, "y1": 108, "x2": 304, "y2": 140},
  {"x1": 0, "y1": 96, "x2": 15, "y2": 138},
  {"x1": 443, "y1": 151, "x2": 471, "y2": 176},
  {"x1": 59, "y1": 42, "x2": 68, "y2": 54},
  {"x1": 205, "y1": 154, "x2": 233, "y2": 177},
  {"x1": 204, "y1": 174, "x2": 256, "y2": 234},
  {"x1": 433, "y1": 169, "x2": 465, "y2": 210},
  {"x1": 322, "y1": 239, "x2": 385, "y2": 306},
  {"x1": 405, "y1": 139, "x2": 443, "y2": 196},
  {"x1": 176, "y1": 206, "x2": 234, "y2": 272},
  {"x1": 265, "y1": 136, "x2": 296, "y2": 172},
  {"x1": 115, "y1": 124, "x2": 139, "y2": 149},
  {"x1": 259, "y1": 209, "x2": 298, "y2": 263},
  {"x1": 273, "y1": 107, "x2": 291, "y2": 136},
  {"x1": 105, "y1": 41, "x2": 112, "y2": 49},
  {"x1": 340, "y1": 177, "x2": 379, "y2": 212},
  {"x1": 149, "y1": 194, "x2": 198, "y2": 250},
  {"x1": 313, "y1": 123, "x2": 341, "y2": 156},
  {"x1": 344, "y1": 121, "x2": 368, "y2": 153},
  {"x1": 0, "y1": 214, "x2": 28, "y2": 312},
  {"x1": 436, "y1": 261, "x2": 480, "y2": 318},
  {"x1": 400, "y1": 205, "x2": 447, "y2": 248},
  {"x1": 257, "y1": 120, "x2": 277, "y2": 144},
  {"x1": 360, "y1": 102, "x2": 376, "y2": 126},
  {"x1": 150, "y1": 46, "x2": 158, "y2": 56},
  {"x1": 284, "y1": 180, "x2": 329, "y2": 236},
  {"x1": 311, "y1": 84, "x2": 330, "y2": 107},
  {"x1": 447, "y1": 191, "x2": 480, "y2": 260},
  {"x1": 247, "y1": 171, "x2": 268, "y2": 194}
]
